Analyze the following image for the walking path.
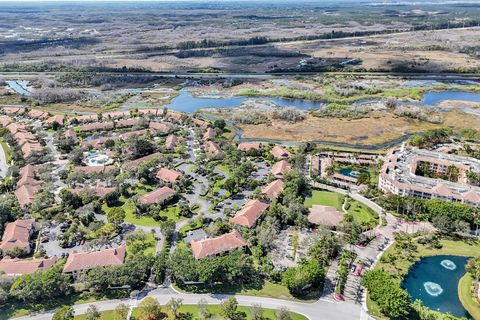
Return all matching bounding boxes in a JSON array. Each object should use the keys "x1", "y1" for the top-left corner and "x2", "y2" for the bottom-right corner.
[{"x1": 0, "y1": 140, "x2": 8, "y2": 177}]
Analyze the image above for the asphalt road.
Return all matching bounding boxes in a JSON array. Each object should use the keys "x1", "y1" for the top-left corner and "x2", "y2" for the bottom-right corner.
[{"x1": 17, "y1": 290, "x2": 363, "y2": 320}]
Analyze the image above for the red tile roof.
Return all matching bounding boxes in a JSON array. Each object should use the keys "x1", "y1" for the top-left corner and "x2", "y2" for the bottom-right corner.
[
  {"x1": 75, "y1": 165, "x2": 117, "y2": 174},
  {"x1": 156, "y1": 167, "x2": 183, "y2": 183},
  {"x1": 0, "y1": 256, "x2": 57, "y2": 275},
  {"x1": 125, "y1": 152, "x2": 161, "y2": 169},
  {"x1": 2, "y1": 107, "x2": 25, "y2": 115},
  {"x1": 165, "y1": 134, "x2": 178, "y2": 150},
  {"x1": 261, "y1": 179, "x2": 284, "y2": 199},
  {"x1": 64, "y1": 129, "x2": 78, "y2": 142},
  {"x1": 190, "y1": 230, "x2": 247, "y2": 259},
  {"x1": 271, "y1": 160, "x2": 291, "y2": 179},
  {"x1": 139, "y1": 186, "x2": 176, "y2": 205},
  {"x1": 72, "y1": 114, "x2": 98, "y2": 123},
  {"x1": 271, "y1": 145, "x2": 290, "y2": 160},
  {"x1": 71, "y1": 186, "x2": 116, "y2": 197},
  {"x1": 15, "y1": 184, "x2": 41, "y2": 208},
  {"x1": 27, "y1": 109, "x2": 48, "y2": 119},
  {"x1": 79, "y1": 122, "x2": 114, "y2": 132},
  {"x1": 116, "y1": 118, "x2": 141, "y2": 128},
  {"x1": 0, "y1": 116, "x2": 12, "y2": 127},
  {"x1": 230, "y1": 200, "x2": 269, "y2": 228},
  {"x1": 149, "y1": 122, "x2": 172, "y2": 133},
  {"x1": 237, "y1": 142, "x2": 261, "y2": 152},
  {"x1": 203, "y1": 127, "x2": 216, "y2": 140},
  {"x1": 45, "y1": 114, "x2": 65, "y2": 125},
  {"x1": 63, "y1": 244, "x2": 126, "y2": 273},
  {"x1": 0, "y1": 219, "x2": 35, "y2": 252},
  {"x1": 205, "y1": 141, "x2": 222, "y2": 158}
]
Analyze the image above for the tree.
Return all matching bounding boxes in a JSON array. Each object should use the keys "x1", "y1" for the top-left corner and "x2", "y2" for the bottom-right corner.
[
  {"x1": 9, "y1": 265, "x2": 71, "y2": 302},
  {"x1": 85, "y1": 305, "x2": 101, "y2": 320},
  {"x1": 224, "y1": 177, "x2": 237, "y2": 195},
  {"x1": 197, "y1": 299, "x2": 210, "y2": 320},
  {"x1": 362, "y1": 270, "x2": 412, "y2": 319},
  {"x1": 466, "y1": 257, "x2": 480, "y2": 282},
  {"x1": 52, "y1": 305, "x2": 74, "y2": 320},
  {"x1": 60, "y1": 189, "x2": 83, "y2": 209},
  {"x1": 107, "y1": 207, "x2": 126, "y2": 227},
  {"x1": 281, "y1": 259, "x2": 325, "y2": 295},
  {"x1": 166, "y1": 297, "x2": 183, "y2": 319},
  {"x1": 104, "y1": 191, "x2": 120, "y2": 207},
  {"x1": 137, "y1": 297, "x2": 163, "y2": 320},
  {"x1": 213, "y1": 119, "x2": 226, "y2": 130},
  {"x1": 250, "y1": 304, "x2": 265, "y2": 320},
  {"x1": 276, "y1": 308, "x2": 292, "y2": 320},
  {"x1": 220, "y1": 297, "x2": 246, "y2": 320},
  {"x1": 68, "y1": 148, "x2": 84, "y2": 165},
  {"x1": 113, "y1": 303, "x2": 129, "y2": 320}
]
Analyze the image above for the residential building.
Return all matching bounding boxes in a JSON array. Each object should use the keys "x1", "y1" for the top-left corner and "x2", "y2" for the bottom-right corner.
[
  {"x1": 230, "y1": 199, "x2": 269, "y2": 228},
  {"x1": 63, "y1": 244, "x2": 126, "y2": 275},
  {"x1": 0, "y1": 219, "x2": 35, "y2": 254},
  {"x1": 190, "y1": 230, "x2": 247, "y2": 259}
]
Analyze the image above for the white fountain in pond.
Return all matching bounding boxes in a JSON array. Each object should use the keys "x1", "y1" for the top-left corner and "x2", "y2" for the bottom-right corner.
[
  {"x1": 440, "y1": 259, "x2": 457, "y2": 270},
  {"x1": 424, "y1": 282, "x2": 443, "y2": 297}
]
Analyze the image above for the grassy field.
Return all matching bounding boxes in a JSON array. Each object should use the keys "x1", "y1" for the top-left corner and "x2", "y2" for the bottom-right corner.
[
  {"x1": 304, "y1": 190, "x2": 343, "y2": 210},
  {"x1": 304, "y1": 190, "x2": 377, "y2": 227},
  {"x1": 175, "y1": 279, "x2": 318, "y2": 303},
  {"x1": 130, "y1": 303, "x2": 308, "y2": 320},
  {"x1": 368, "y1": 238, "x2": 480, "y2": 319},
  {"x1": 102, "y1": 196, "x2": 186, "y2": 227},
  {"x1": 458, "y1": 274, "x2": 480, "y2": 320},
  {"x1": 126, "y1": 231, "x2": 157, "y2": 256},
  {"x1": 1, "y1": 291, "x2": 129, "y2": 320},
  {"x1": 75, "y1": 311, "x2": 115, "y2": 320}
]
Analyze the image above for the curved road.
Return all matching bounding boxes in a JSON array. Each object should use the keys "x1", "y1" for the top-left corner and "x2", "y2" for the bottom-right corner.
[{"x1": 18, "y1": 290, "x2": 362, "y2": 320}]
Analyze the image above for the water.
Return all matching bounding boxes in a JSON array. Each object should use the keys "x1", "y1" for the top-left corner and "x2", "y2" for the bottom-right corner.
[
  {"x1": 5, "y1": 80, "x2": 31, "y2": 95},
  {"x1": 421, "y1": 91, "x2": 480, "y2": 106},
  {"x1": 162, "y1": 90, "x2": 323, "y2": 112},
  {"x1": 338, "y1": 168, "x2": 369, "y2": 178},
  {"x1": 402, "y1": 255, "x2": 471, "y2": 318},
  {"x1": 162, "y1": 89, "x2": 480, "y2": 114}
]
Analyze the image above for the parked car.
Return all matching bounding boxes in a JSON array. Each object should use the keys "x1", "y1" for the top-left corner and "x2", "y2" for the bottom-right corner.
[{"x1": 40, "y1": 236, "x2": 49, "y2": 243}]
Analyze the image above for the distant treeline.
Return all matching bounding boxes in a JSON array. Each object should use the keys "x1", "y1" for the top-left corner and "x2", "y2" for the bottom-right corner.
[
  {"x1": 0, "y1": 63, "x2": 152, "y2": 73},
  {"x1": 0, "y1": 37, "x2": 99, "y2": 54},
  {"x1": 138, "y1": 18, "x2": 480, "y2": 53}
]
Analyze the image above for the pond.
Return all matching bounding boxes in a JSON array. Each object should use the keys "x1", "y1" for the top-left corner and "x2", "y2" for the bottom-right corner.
[
  {"x1": 163, "y1": 90, "x2": 324, "y2": 112},
  {"x1": 5, "y1": 80, "x2": 31, "y2": 95},
  {"x1": 338, "y1": 168, "x2": 369, "y2": 178},
  {"x1": 402, "y1": 255, "x2": 471, "y2": 318}
]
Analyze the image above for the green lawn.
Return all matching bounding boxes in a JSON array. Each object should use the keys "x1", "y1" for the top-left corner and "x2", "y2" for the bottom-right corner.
[
  {"x1": 458, "y1": 274, "x2": 480, "y2": 320},
  {"x1": 174, "y1": 280, "x2": 318, "y2": 302},
  {"x1": 75, "y1": 310, "x2": 115, "y2": 320},
  {"x1": 304, "y1": 190, "x2": 377, "y2": 228},
  {"x1": 131, "y1": 303, "x2": 308, "y2": 320},
  {"x1": 103, "y1": 197, "x2": 185, "y2": 227},
  {"x1": 304, "y1": 190, "x2": 344, "y2": 210},
  {"x1": 1, "y1": 291, "x2": 129, "y2": 320},
  {"x1": 216, "y1": 164, "x2": 232, "y2": 178},
  {"x1": 127, "y1": 231, "x2": 157, "y2": 256}
]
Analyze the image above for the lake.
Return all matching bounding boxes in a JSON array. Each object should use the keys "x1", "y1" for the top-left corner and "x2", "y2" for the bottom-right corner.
[
  {"x1": 162, "y1": 90, "x2": 323, "y2": 112},
  {"x1": 162, "y1": 90, "x2": 480, "y2": 113},
  {"x1": 402, "y1": 255, "x2": 471, "y2": 318}
]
